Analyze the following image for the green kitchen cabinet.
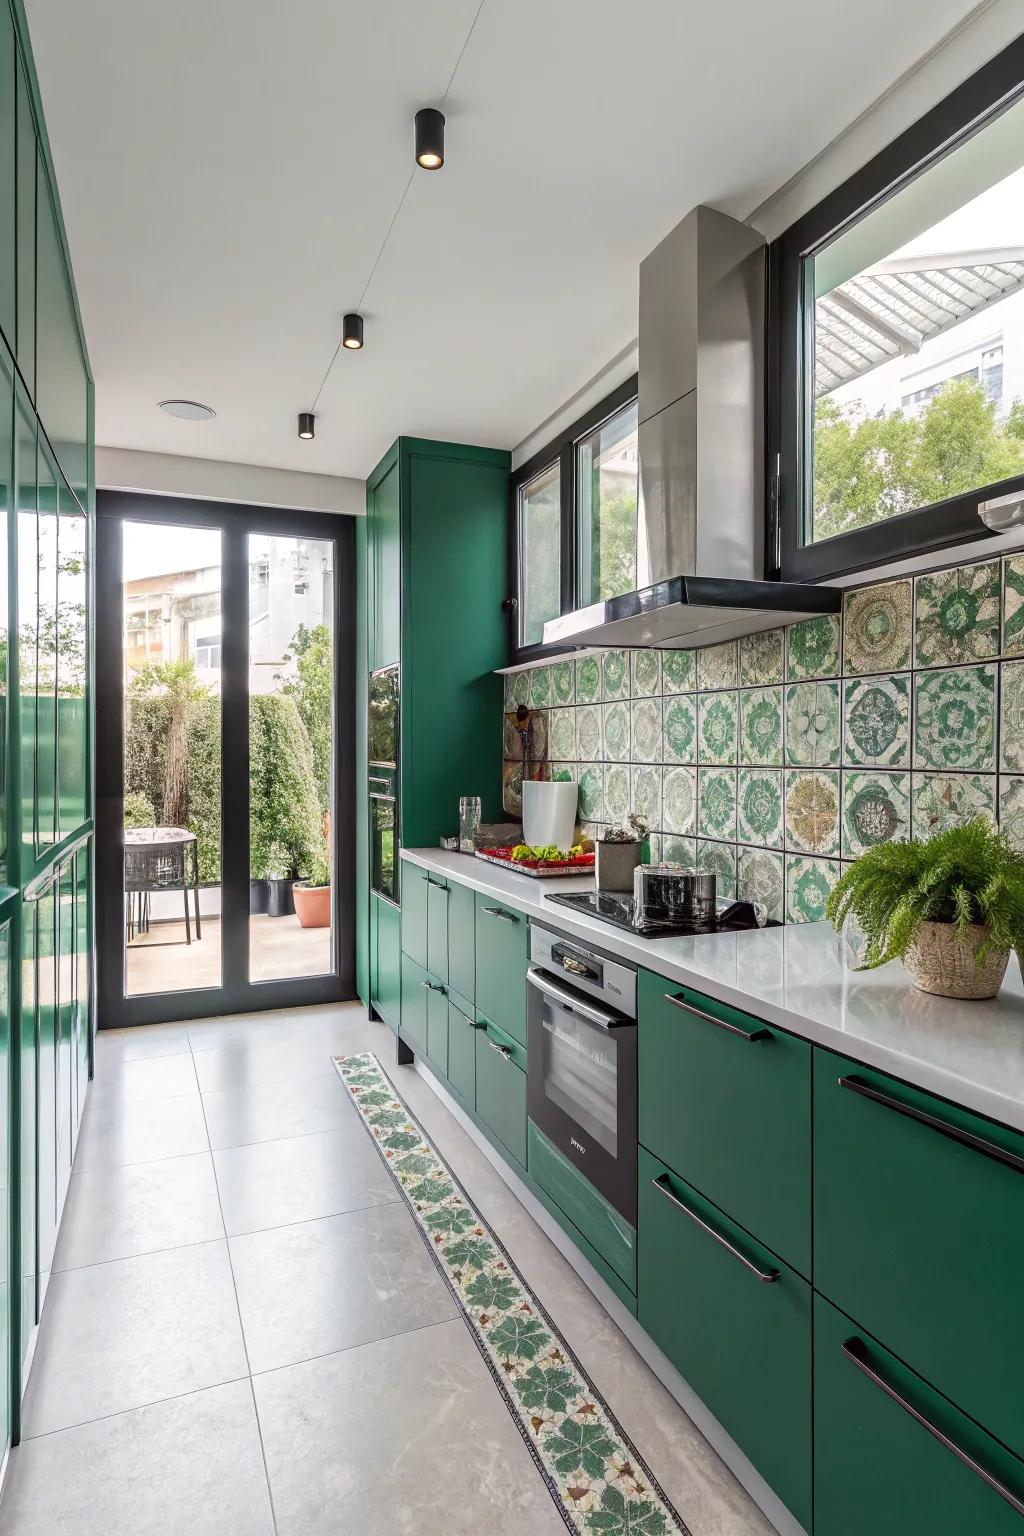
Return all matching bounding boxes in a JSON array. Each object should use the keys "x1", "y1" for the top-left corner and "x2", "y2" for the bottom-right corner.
[
  {"x1": 35, "y1": 160, "x2": 88, "y2": 507},
  {"x1": 814, "y1": 1048, "x2": 1024, "y2": 1454},
  {"x1": 447, "y1": 878, "x2": 475, "y2": 1008},
  {"x1": 447, "y1": 1000, "x2": 477, "y2": 1107},
  {"x1": 400, "y1": 862, "x2": 428, "y2": 971},
  {"x1": 35, "y1": 879, "x2": 58, "y2": 1292},
  {"x1": 638, "y1": 1147, "x2": 812, "y2": 1530},
  {"x1": 35, "y1": 440, "x2": 58, "y2": 854},
  {"x1": 425, "y1": 982, "x2": 449, "y2": 1077},
  {"x1": 19, "y1": 898, "x2": 37, "y2": 1349},
  {"x1": 0, "y1": 913, "x2": 11, "y2": 1465},
  {"x1": 16, "y1": 52, "x2": 35, "y2": 394},
  {"x1": 57, "y1": 476, "x2": 87, "y2": 838},
  {"x1": 400, "y1": 951, "x2": 428, "y2": 1054},
  {"x1": 814, "y1": 1295, "x2": 1024, "y2": 1536},
  {"x1": 475, "y1": 1016, "x2": 527, "y2": 1167},
  {"x1": 426, "y1": 873, "x2": 449, "y2": 985},
  {"x1": 529, "y1": 1121, "x2": 637, "y2": 1292},
  {"x1": 638, "y1": 972, "x2": 811, "y2": 1275},
  {"x1": 372, "y1": 894, "x2": 402, "y2": 1032},
  {"x1": 0, "y1": 1, "x2": 14, "y2": 353},
  {"x1": 367, "y1": 453, "x2": 400, "y2": 673},
  {"x1": 474, "y1": 893, "x2": 528, "y2": 1046}
]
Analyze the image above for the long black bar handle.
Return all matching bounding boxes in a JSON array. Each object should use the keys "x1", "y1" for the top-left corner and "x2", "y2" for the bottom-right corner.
[
  {"x1": 480, "y1": 905, "x2": 518, "y2": 924},
  {"x1": 425, "y1": 875, "x2": 448, "y2": 891},
  {"x1": 651, "y1": 1175, "x2": 780, "y2": 1283},
  {"x1": 842, "y1": 1338, "x2": 1024, "y2": 1518},
  {"x1": 665, "y1": 993, "x2": 772, "y2": 1043},
  {"x1": 838, "y1": 1076, "x2": 1024, "y2": 1176}
]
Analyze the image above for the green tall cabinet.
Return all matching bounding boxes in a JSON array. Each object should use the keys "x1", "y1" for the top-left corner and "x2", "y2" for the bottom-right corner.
[{"x1": 356, "y1": 438, "x2": 509, "y2": 1025}]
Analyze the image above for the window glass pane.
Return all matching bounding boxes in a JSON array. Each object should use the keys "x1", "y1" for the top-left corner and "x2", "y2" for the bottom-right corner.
[
  {"x1": 16, "y1": 399, "x2": 37, "y2": 856},
  {"x1": 36, "y1": 445, "x2": 58, "y2": 853},
  {"x1": 519, "y1": 462, "x2": 560, "y2": 646},
  {"x1": 808, "y1": 95, "x2": 1024, "y2": 543},
  {"x1": 578, "y1": 401, "x2": 639, "y2": 602},
  {"x1": 57, "y1": 476, "x2": 87, "y2": 838},
  {"x1": 36, "y1": 159, "x2": 88, "y2": 508}
]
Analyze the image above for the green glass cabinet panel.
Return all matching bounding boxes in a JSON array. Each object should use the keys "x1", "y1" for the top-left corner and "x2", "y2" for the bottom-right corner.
[
  {"x1": 372, "y1": 894, "x2": 401, "y2": 1032},
  {"x1": 400, "y1": 951, "x2": 427, "y2": 1054},
  {"x1": 0, "y1": 916, "x2": 10, "y2": 1464},
  {"x1": 638, "y1": 972, "x2": 811, "y2": 1275},
  {"x1": 35, "y1": 440, "x2": 58, "y2": 853},
  {"x1": 447, "y1": 1000, "x2": 476, "y2": 1108},
  {"x1": 401, "y1": 862, "x2": 428, "y2": 971},
  {"x1": 369, "y1": 457, "x2": 400, "y2": 672},
  {"x1": 16, "y1": 390, "x2": 37, "y2": 856},
  {"x1": 57, "y1": 860, "x2": 75, "y2": 1185},
  {"x1": 474, "y1": 893, "x2": 527, "y2": 1046},
  {"x1": 16, "y1": 54, "x2": 35, "y2": 395},
  {"x1": 426, "y1": 875, "x2": 449, "y2": 985},
  {"x1": 355, "y1": 512, "x2": 368, "y2": 1005},
  {"x1": 74, "y1": 843, "x2": 90, "y2": 1121},
  {"x1": 814, "y1": 1048, "x2": 1024, "y2": 1453},
  {"x1": 35, "y1": 158, "x2": 88, "y2": 506},
  {"x1": 448, "y1": 879, "x2": 475, "y2": 1007},
  {"x1": 814, "y1": 1295, "x2": 1024, "y2": 1536},
  {"x1": 474, "y1": 1018, "x2": 526, "y2": 1167},
  {"x1": 20, "y1": 898, "x2": 37, "y2": 1347},
  {"x1": 57, "y1": 476, "x2": 87, "y2": 838},
  {"x1": 638, "y1": 1148, "x2": 812, "y2": 1530},
  {"x1": 35, "y1": 882, "x2": 58, "y2": 1289},
  {"x1": 426, "y1": 983, "x2": 448, "y2": 1077},
  {"x1": 0, "y1": 3, "x2": 15, "y2": 352},
  {"x1": 0, "y1": 347, "x2": 10, "y2": 884}
]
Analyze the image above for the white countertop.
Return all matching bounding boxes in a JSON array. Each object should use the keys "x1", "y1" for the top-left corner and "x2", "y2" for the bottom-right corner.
[{"x1": 402, "y1": 847, "x2": 1024, "y2": 1133}]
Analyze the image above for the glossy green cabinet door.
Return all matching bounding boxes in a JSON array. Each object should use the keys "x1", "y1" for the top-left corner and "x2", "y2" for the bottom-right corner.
[
  {"x1": 16, "y1": 54, "x2": 35, "y2": 394},
  {"x1": 401, "y1": 864, "x2": 428, "y2": 971},
  {"x1": 475, "y1": 1019, "x2": 527, "y2": 1167},
  {"x1": 0, "y1": 1, "x2": 14, "y2": 351},
  {"x1": 426, "y1": 983, "x2": 449, "y2": 1077},
  {"x1": 474, "y1": 894, "x2": 528, "y2": 1047},
  {"x1": 448, "y1": 879, "x2": 475, "y2": 1007},
  {"x1": 814, "y1": 1048, "x2": 1024, "y2": 1453},
  {"x1": 426, "y1": 876, "x2": 449, "y2": 985},
  {"x1": 373, "y1": 895, "x2": 402, "y2": 1032},
  {"x1": 447, "y1": 1001, "x2": 476, "y2": 1108},
  {"x1": 36, "y1": 883, "x2": 58, "y2": 1289},
  {"x1": 55, "y1": 861, "x2": 74, "y2": 1204},
  {"x1": 638, "y1": 972, "x2": 811, "y2": 1274},
  {"x1": 814, "y1": 1295, "x2": 1024, "y2": 1536},
  {"x1": 20, "y1": 899, "x2": 37, "y2": 1346},
  {"x1": 638, "y1": 1148, "x2": 812, "y2": 1530},
  {"x1": 0, "y1": 916, "x2": 11, "y2": 1464},
  {"x1": 400, "y1": 952, "x2": 428, "y2": 1054},
  {"x1": 369, "y1": 457, "x2": 400, "y2": 672}
]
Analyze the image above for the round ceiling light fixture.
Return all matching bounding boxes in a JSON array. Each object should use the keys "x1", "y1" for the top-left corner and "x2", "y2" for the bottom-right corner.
[
  {"x1": 298, "y1": 412, "x2": 315, "y2": 440},
  {"x1": 158, "y1": 398, "x2": 216, "y2": 421},
  {"x1": 414, "y1": 108, "x2": 445, "y2": 170},
  {"x1": 342, "y1": 312, "x2": 364, "y2": 350}
]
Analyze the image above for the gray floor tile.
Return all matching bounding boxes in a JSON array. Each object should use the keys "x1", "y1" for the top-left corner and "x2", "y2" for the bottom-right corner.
[
  {"x1": 230, "y1": 1202, "x2": 457, "y2": 1373},
  {"x1": 253, "y1": 1320, "x2": 569, "y2": 1536},
  {"x1": 21, "y1": 1241, "x2": 248, "y2": 1436},
  {"x1": 213, "y1": 1125, "x2": 396, "y2": 1236},
  {"x1": 94, "y1": 1021, "x2": 190, "y2": 1061},
  {"x1": 53, "y1": 1152, "x2": 224, "y2": 1269},
  {"x1": 75, "y1": 1091, "x2": 209, "y2": 1169},
  {"x1": 0, "y1": 1381, "x2": 275, "y2": 1536},
  {"x1": 89, "y1": 1049, "x2": 199, "y2": 1104},
  {"x1": 202, "y1": 1068, "x2": 358, "y2": 1150},
  {"x1": 193, "y1": 1033, "x2": 351, "y2": 1093},
  {"x1": 186, "y1": 1010, "x2": 290, "y2": 1052}
]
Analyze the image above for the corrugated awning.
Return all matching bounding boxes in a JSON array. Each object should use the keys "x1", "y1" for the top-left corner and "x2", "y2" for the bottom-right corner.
[{"x1": 814, "y1": 246, "x2": 1024, "y2": 397}]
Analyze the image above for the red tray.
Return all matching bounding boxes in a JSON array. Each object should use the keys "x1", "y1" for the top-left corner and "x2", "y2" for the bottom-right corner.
[{"x1": 474, "y1": 846, "x2": 595, "y2": 879}]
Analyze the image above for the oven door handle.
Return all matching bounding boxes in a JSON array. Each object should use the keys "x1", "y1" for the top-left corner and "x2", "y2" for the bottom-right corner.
[{"x1": 527, "y1": 967, "x2": 626, "y2": 1029}]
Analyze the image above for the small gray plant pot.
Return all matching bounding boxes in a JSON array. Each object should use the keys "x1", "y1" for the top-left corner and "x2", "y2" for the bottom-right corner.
[{"x1": 596, "y1": 839, "x2": 642, "y2": 894}]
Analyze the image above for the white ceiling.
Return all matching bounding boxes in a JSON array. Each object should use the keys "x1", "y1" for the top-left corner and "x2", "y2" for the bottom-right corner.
[{"x1": 25, "y1": 0, "x2": 985, "y2": 480}]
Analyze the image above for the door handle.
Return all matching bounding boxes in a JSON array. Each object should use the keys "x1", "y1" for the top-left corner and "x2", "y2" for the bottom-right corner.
[
  {"x1": 841, "y1": 1337, "x2": 1024, "y2": 1518},
  {"x1": 421, "y1": 979, "x2": 446, "y2": 994},
  {"x1": 651, "y1": 1174, "x2": 779, "y2": 1283},
  {"x1": 425, "y1": 875, "x2": 448, "y2": 890},
  {"x1": 665, "y1": 992, "x2": 772, "y2": 1042},
  {"x1": 528, "y1": 967, "x2": 623, "y2": 1029},
  {"x1": 838, "y1": 1076, "x2": 1024, "y2": 1175},
  {"x1": 480, "y1": 905, "x2": 518, "y2": 924},
  {"x1": 488, "y1": 1038, "x2": 513, "y2": 1060}
]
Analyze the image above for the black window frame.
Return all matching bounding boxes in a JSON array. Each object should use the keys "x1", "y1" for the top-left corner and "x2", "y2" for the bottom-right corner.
[
  {"x1": 508, "y1": 373, "x2": 638, "y2": 663},
  {"x1": 768, "y1": 33, "x2": 1024, "y2": 585}
]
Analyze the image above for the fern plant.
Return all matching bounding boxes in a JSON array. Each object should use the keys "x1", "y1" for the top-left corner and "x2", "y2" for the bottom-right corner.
[{"x1": 826, "y1": 817, "x2": 1024, "y2": 969}]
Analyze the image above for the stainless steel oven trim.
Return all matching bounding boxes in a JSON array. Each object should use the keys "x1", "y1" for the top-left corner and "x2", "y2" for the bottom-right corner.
[
  {"x1": 527, "y1": 967, "x2": 623, "y2": 1030},
  {"x1": 530, "y1": 923, "x2": 637, "y2": 1017}
]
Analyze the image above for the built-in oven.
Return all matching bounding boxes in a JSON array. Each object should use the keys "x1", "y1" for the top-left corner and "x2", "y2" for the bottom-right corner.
[
  {"x1": 369, "y1": 781, "x2": 397, "y2": 903},
  {"x1": 527, "y1": 924, "x2": 637, "y2": 1224},
  {"x1": 368, "y1": 664, "x2": 400, "y2": 904}
]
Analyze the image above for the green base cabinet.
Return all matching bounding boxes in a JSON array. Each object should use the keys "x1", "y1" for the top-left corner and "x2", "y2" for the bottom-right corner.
[
  {"x1": 637, "y1": 1148, "x2": 812, "y2": 1531},
  {"x1": 372, "y1": 895, "x2": 402, "y2": 1032},
  {"x1": 425, "y1": 982, "x2": 448, "y2": 1077},
  {"x1": 528, "y1": 1121, "x2": 636, "y2": 1292},
  {"x1": 474, "y1": 1017, "x2": 526, "y2": 1167},
  {"x1": 448, "y1": 878, "x2": 475, "y2": 1007},
  {"x1": 400, "y1": 863, "x2": 428, "y2": 972},
  {"x1": 400, "y1": 952, "x2": 428, "y2": 1054},
  {"x1": 814, "y1": 1295, "x2": 1024, "y2": 1535},
  {"x1": 474, "y1": 894, "x2": 527, "y2": 1046},
  {"x1": 447, "y1": 1000, "x2": 477, "y2": 1107},
  {"x1": 426, "y1": 875, "x2": 449, "y2": 985}
]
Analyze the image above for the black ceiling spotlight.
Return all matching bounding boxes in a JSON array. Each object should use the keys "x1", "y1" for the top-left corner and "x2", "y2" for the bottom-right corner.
[
  {"x1": 342, "y1": 312, "x2": 364, "y2": 350},
  {"x1": 298, "y1": 412, "x2": 315, "y2": 440},
  {"x1": 415, "y1": 107, "x2": 445, "y2": 170}
]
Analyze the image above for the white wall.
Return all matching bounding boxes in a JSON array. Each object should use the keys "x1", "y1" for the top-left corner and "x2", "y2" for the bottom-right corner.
[{"x1": 97, "y1": 445, "x2": 364, "y2": 517}]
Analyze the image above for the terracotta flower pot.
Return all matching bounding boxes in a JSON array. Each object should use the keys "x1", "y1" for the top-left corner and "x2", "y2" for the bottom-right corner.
[
  {"x1": 293, "y1": 881, "x2": 330, "y2": 929},
  {"x1": 902, "y1": 920, "x2": 1010, "y2": 1000}
]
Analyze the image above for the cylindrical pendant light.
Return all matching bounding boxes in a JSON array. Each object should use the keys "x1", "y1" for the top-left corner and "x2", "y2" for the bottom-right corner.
[
  {"x1": 298, "y1": 412, "x2": 315, "y2": 440},
  {"x1": 415, "y1": 108, "x2": 445, "y2": 170},
  {"x1": 342, "y1": 312, "x2": 364, "y2": 350}
]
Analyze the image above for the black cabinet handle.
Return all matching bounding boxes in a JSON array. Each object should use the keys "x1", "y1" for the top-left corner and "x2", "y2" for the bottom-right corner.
[
  {"x1": 488, "y1": 1038, "x2": 513, "y2": 1060},
  {"x1": 665, "y1": 993, "x2": 772, "y2": 1043},
  {"x1": 421, "y1": 979, "x2": 446, "y2": 994},
  {"x1": 838, "y1": 1075, "x2": 1024, "y2": 1176},
  {"x1": 651, "y1": 1174, "x2": 779, "y2": 1283},
  {"x1": 841, "y1": 1337, "x2": 1024, "y2": 1518},
  {"x1": 425, "y1": 875, "x2": 448, "y2": 891},
  {"x1": 480, "y1": 905, "x2": 518, "y2": 924}
]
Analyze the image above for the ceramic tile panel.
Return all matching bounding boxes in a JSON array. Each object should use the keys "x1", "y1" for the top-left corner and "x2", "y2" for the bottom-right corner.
[
  {"x1": 786, "y1": 614, "x2": 841, "y2": 681},
  {"x1": 737, "y1": 768, "x2": 784, "y2": 849},
  {"x1": 697, "y1": 767, "x2": 737, "y2": 842},
  {"x1": 577, "y1": 762, "x2": 605, "y2": 823},
  {"x1": 1003, "y1": 555, "x2": 1024, "y2": 657},
  {"x1": 739, "y1": 687, "x2": 784, "y2": 766},
  {"x1": 914, "y1": 665, "x2": 996, "y2": 772},
  {"x1": 696, "y1": 641, "x2": 738, "y2": 691},
  {"x1": 631, "y1": 698, "x2": 663, "y2": 764},
  {"x1": 740, "y1": 630, "x2": 784, "y2": 687},
  {"x1": 843, "y1": 675, "x2": 910, "y2": 768},
  {"x1": 842, "y1": 771, "x2": 911, "y2": 858},
  {"x1": 662, "y1": 649, "x2": 694, "y2": 694},
  {"x1": 547, "y1": 706, "x2": 576, "y2": 763},
  {"x1": 601, "y1": 701, "x2": 630, "y2": 763},
  {"x1": 631, "y1": 649, "x2": 661, "y2": 697},
  {"x1": 913, "y1": 773, "x2": 995, "y2": 840},
  {"x1": 550, "y1": 659, "x2": 576, "y2": 706},
  {"x1": 999, "y1": 776, "x2": 1024, "y2": 849},
  {"x1": 784, "y1": 770, "x2": 841, "y2": 856},
  {"x1": 914, "y1": 562, "x2": 999, "y2": 667},
  {"x1": 786, "y1": 856, "x2": 840, "y2": 924},
  {"x1": 696, "y1": 839, "x2": 736, "y2": 898},
  {"x1": 576, "y1": 654, "x2": 602, "y2": 705},
  {"x1": 662, "y1": 766, "x2": 697, "y2": 837},
  {"x1": 738, "y1": 847, "x2": 785, "y2": 923},
  {"x1": 663, "y1": 695, "x2": 697, "y2": 764},
  {"x1": 631, "y1": 764, "x2": 662, "y2": 832},
  {"x1": 785, "y1": 682, "x2": 840, "y2": 767},
  {"x1": 697, "y1": 691, "x2": 738, "y2": 765},
  {"x1": 528, "y1": 665, "x2": 552, "y2": 709},
  {"x1": 843, "y1": 581, "x2": 912, "y2": 675},
  {"x1": 601, "y1": 650, "x2": 630, "y2": 701}
]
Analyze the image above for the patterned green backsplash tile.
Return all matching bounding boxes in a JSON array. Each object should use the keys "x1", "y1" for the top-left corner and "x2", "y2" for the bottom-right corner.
[
  {"x1": 577, "y1": 763, "x2": 604, "y2": 822},
  {"x1": 785, "y1": 681, "x2": 840, "y2": 767},
  {"x1": 739, "y1": 687, "x2": 784, "y2": 765},
  {"x1": 740, "y1": 629, "x2": 784, "y2": 687},
  {"x1": 1003, "y1": 555, "x2": 1024, "y2": 657},
  {"x1": 786, "y1": 856, "x2": 839, "y2": 924},
  {"x1": 529, "y1": 665, "x2": 551, "y2": 709},
  {"x1": 914, "y1": 562, "x2": 999, "y2": 667},
  {"x1": 912, "y1": 773, "x2": 995, "y2": 840},
  {"x1": 698, "y1": 690, "x2": 738, "y2": 764},
  {"x1": 843, "y1": 675, "x2": 910, "y2": 767},
  {"x1": 843, "y1": 581, "x2": 912, "y2": 675},
  {"x1": 737, "y1": 768, "x2": 784, "y2": 849},
  {"x1": 842, "y1": 770, "x2": 910, "y2": 858},
  {"x1": 698, "y1": 766, "x2": 737, "y2": 841},
  {"x1": 547, "y1": 707, "x2": 576, "y2": 761},
  {"x1": 786, "y1": 614, "x2": 841, "y2": 681},
  {"x1": 550, "y1": 659, "x2": 575, "y2": 705},
  {"x1": 502, "y1": 715, "x2": 524, "y2": 761},
  {"x1": 1001, "y1": 660, "x2": 1024, "y2": 772},
  {"x1": 663, "y1": 695, "x2": 697, "y2": 763},
  {"x1": 502, "y1": 760, "x2": 523, "y2": 816},
  {"x1": 576, "y1": 654, "x2": 602, "y2": 705},
  {"x1": 998, "y1": 776, "x2": 1024, "y2": 849},
  {"x1": 661, "y1": 835, "x2": 697, "y2": 867},
  {"x1": 509, "y1": 670, "x2": 530, "y2": 707},
  {"x1": 696, "y1": 640, "x2": 738, "y2": 691},
  {"x1": 602, "y1": 649, "x2": 629, "y2": 700},
  {"x1": 662, "y1": 649, "x2": 694, "y2": 693},
  {"x1": 738, "y1": 847, "x2": 785, "y2": 923},
  {"x1": 631, "y1": 764, "x2": 662, "y2": 830},
  {"x1": 576, "y1": 704, "x2": 602, "y2": 761},
  {"x1": 914, "y1": 664, "x2": 996, "y2": 771},
  {"x1": 663, "y1": 766, "x2": 697, "y2": 835},
  {"x1": 601, "y1": 701, "x2": 630, "y2": 762},
  {"x1": 550, "y1": 764, "x2": 574, "y2": 783},
  {"x1": 631, "y1": 698, "x2": 663, "y2": 763},
  {"x1": 631, "y1": 649, "x2": 661, "y2": 697},
  {"x1": 784, "y1": 769, "x2": 841, "y2": 856},
  {"x1": 527, "y1": 710, "x2": 547, "y2": 762},
  {"x1": 603, "y1": 763, "x2": 630, "y2": 824},
  {"x1": 697, "y1": 838, "x2": 736, "y2": 898}
]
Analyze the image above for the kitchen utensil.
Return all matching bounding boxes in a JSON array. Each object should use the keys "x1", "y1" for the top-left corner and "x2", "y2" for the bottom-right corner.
[
  {"x1": 633, "y1": 865, "x2": 717, "y2": 931},
  {"x1": 459, "y1": 796, "x2": 481, "y2": 853},
  {"x1": 521, "y1": 780, "x2": 578, "y2": 851}
]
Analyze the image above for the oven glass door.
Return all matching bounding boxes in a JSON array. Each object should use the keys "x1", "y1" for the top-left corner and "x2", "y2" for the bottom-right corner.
[
  {"x1": 370, "y1": 793, "x2": 397, "y2": 903},
  {"x1": 368, "y1": 665, "x2": 399, "y2": 768}
]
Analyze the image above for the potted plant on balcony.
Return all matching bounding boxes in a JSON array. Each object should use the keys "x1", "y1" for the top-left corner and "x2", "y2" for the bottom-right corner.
[
  {"x1": 294, "y1": 852, "x2": 331, "y2": 929},
  {"x1": 265, "y1": 843, "x2": 296, "y2": 919},
  {"x1": 826, "y1": 817, "x2": 1024, "y2": 999}
]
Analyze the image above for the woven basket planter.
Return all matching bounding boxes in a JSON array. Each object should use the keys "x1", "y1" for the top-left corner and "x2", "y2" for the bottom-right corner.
[{"x1": 902, "y1": 920, "x2": 1010, "y2": 1000}]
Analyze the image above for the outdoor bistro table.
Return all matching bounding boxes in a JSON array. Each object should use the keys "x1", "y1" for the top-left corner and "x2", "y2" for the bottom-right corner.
[{"x1": 124, "y1": 826, "x2": 202, "y2": 945}]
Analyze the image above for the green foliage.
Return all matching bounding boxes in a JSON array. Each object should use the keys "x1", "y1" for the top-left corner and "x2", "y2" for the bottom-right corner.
[
  {"x1": 276, "y1": 624, "x2": 332, "y2": 812},
  {"x1": 123, "y1": 790, "x2": 155, "y2": 829},
  {"x1": 591, "y1": 491, "x2": 637, "y2": 600},
  {"x1": 826, "y1": 817, "x2": 1024, "y2": 968},
  {"x1": 249, "y1": 693, "x2": 324, "y2": 879},
  {"x1": 814, "y1": 379, "x2": 1024, "y2": 541}
]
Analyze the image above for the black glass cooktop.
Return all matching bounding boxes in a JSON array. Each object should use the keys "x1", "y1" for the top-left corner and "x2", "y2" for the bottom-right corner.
[{"x1": 543, "y1": 890, "x2": 772, "y2": 939}]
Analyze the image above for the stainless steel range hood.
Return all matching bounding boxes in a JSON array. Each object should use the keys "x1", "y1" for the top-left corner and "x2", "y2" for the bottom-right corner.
[{"x1": 543, "y1": 205, "x2": 841, "y2": 650}]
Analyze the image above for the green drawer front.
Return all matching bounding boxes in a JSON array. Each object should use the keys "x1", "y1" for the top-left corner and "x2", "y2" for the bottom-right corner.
[
  {"x1": 814, "y1": 1048, "x2": 1024, "y2": 1454},
  {"x1": 426, "y1": 876, "x2": 449, "y2": 984},
  {"x1": 474, "y1": 893, "x2": 528, "y2": 1046},
  {"x1": 373, "y1": 896, "x2": 402, "y2": 1031},
  {"x1": 638, "y1": 1148, "x2": 812, "y2": 1530},
  {"x1": 401, "y1": 864, "x2": 428, "y2": 970},
  {"x1": 447, "y1": 1001, "x2": 477, "y2": 1107},
  {"x1": 638, "y1": 971, "x2": 811, "y2": 1275},
  {"x1": 475, "y1": 1018, "x2": 527, "y2": 1167},
  {"x1": 448, "y1": 879, "x2": 475, "y2": 1005},
  {"x1": 528, "y1": 1122, "x2": 636, "y2": 1290},
  {"x1": 400, "y1": 952, "x2": 428, "y2": 1053},
  {"x1": 814, "y1": 1295, "x2": 1024, "y2": 1536},
  {"x1": 426, "y1": 984, "x2": 449, "y2": 1076}
]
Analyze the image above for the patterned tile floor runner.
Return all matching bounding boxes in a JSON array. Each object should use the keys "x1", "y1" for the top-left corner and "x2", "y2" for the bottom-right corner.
[{"x1": 334, "y1": 1053, "x2": 692, "y2": 1535}]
